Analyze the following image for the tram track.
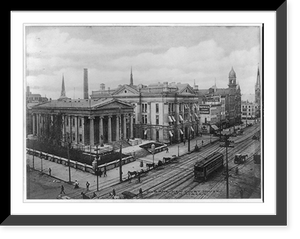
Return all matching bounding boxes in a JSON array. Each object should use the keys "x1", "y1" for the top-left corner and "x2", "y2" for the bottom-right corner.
[
  {"x1": 156, "y1": 134, "x2": 262, "y2": 199},
  {"x1": 144, "y1": 132, "x2": 258, "y2": 199},
  {"x1": 97, "y1": 124, "x2": 261, "y2": 199}
]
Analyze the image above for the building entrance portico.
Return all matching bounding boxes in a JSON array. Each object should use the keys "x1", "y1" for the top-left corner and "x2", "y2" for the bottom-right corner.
[{"x1": 31, "y1": 98, "x2": 135, "y2": 148}]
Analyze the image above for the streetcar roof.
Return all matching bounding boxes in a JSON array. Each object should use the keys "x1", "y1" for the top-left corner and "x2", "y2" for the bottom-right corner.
[{"x1": 194, "y1": 152, "x2": 223, "y2": 168}]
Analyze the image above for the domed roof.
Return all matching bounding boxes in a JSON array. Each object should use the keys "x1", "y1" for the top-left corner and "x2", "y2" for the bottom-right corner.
[{"x1": 229, "y1": 67, "x2": 236, "y2": 78}]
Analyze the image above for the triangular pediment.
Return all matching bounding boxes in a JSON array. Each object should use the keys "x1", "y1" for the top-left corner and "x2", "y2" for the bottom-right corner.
[
  {"x1": 92, "y1": 99, "x2": 134, "y2": 110},
  {"x1": 178, "y1": 84, "x2": 195, "y2": 94},
  {"x1": 112, "y1": 84, "x2": 139, "y2": 96}
]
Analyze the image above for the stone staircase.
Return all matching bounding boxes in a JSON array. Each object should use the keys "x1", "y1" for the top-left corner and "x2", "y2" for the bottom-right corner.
[{"x1": 109, "y1": 140, "x2": 131, "y2": 151}]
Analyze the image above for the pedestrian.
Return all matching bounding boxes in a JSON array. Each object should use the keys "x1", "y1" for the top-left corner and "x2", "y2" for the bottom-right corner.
[
  {"x1": 139, "y1": 188, "x2": 143, "y2": 198},
  {"x1": 138, "y1": 173, "x2": 141, "y2": 183},
  {"x1": 235, "y1": 167, "x2": 239, "y2": 175},
  {"x1": 104, "y1": 166, "x2": 107, "y2": 177},
  {"x1": 74, "y1": 180, "x2": 79, "y2": 189},
  {"x1": 48, "y1": 167, "x2": 51, "y2": 176},
  {"x1": 166, "y1": 147, "x2": 169, "y2": 153},
  {"x1": 112, "y1": 189, "x2": 116, "y2": 196},
  {"x1": 60, "y1": 185, "x2": 65, "y2": 194},
  {"x1": 86, "y1": 181, "x2": 90, "y2": 191},
  {"x1": 202, "y1": 140, "x2": 204, "y2": 146},
  {"x1": 99, "y1": 169, "x2": 102, "y2": 178},
  {"x1": 183, "y1": 139, "x2": 186, "y2": 145}
]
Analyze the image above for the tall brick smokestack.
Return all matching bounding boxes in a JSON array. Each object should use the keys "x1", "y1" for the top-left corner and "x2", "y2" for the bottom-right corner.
[{"x1": 83, "y1": 68, "x2": 89, "y2": 99}]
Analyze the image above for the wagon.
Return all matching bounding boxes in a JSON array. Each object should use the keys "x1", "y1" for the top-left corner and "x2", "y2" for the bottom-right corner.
[
  {"x1": 234, "y1": 154, "x2": 248, "y2": 164},
  {"x1": 121, "y1": 191, "x2": 137, "y2": 199}
]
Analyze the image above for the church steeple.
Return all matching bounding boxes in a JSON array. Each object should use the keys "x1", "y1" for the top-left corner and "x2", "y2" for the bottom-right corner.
[
  {"x1": 228, "y1": 67, "x2": 237, "y2": 88},
  {"x1": 58, "y1": 74, "x2": 69, "y2": 101},
  {"x1": 130, "y1": 67, "x2": 133, "y2": 86},
  {"x1": 255, "y1": 67, "x2": 261, "y2": 104}
]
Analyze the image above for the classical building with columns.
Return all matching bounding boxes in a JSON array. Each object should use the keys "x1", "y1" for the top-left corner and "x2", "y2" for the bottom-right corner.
[
  {"x1": 91, "y1": 70, "x2": 201, "y2": 144},
  {"x1": 31, "y1": 98, "x2": 135, "y2": 147}
]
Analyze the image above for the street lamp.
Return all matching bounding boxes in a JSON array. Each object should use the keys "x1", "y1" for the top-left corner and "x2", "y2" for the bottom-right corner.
[
  {"x1": 151, "y1": 143, "x2": 155, "y2": 164},
  {"x1": 94, "y1": 144, "x2": 100, "y2": 191}
]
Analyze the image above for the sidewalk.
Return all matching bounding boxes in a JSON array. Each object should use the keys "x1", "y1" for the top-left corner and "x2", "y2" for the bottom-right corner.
[{"x1": 26, "y1": 134, "x2": 218, "y2": 198}]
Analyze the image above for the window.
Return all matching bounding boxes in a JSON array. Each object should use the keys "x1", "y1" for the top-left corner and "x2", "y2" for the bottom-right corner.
[
  {"x1": 156, "y1": 103, "x2": 159, "y2": 113},
  {"x1": 79, "y1": 118, "x2": 82, "y2": 127},
  {"x1": 142, "y1": 103, "x2": 148, "y2": 113},
  {"x1": 142, "y1": 115, "x2": 148, "y2": 124},
  {"x1": 72, "y1": 133, "x2": 75, "y2": 141},
  {"x1": 72, "y1": 118, "x2": 75, "y2": 126},
  {"x1": 79, "y1": 134, "x2": 82, "y2": 143},
  {"x1": 66, "y1": 117, "x2": 69, "y2": 126},
  {"x1": 156, "y1": 115, "x2": 159, "y2": 125}
]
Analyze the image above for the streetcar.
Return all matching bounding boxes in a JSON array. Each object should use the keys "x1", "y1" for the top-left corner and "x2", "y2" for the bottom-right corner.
[{"x1": 194, "y1": 152, "x2": 224, "y2": 181}]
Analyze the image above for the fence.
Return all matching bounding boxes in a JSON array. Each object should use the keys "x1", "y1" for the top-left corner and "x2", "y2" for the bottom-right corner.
[{"x1": 26, "y1": 148, "x2": 135, "y2": 174}]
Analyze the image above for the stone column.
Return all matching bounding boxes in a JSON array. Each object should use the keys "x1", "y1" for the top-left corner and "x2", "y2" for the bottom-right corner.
[
  {"x1": 69, "y1": 115, "x2": 72, "y2": 142},
  {"x1": 62, "y1": 115, "x2": 65, "y2": 143},
  {"x1": 99, "y1": 116, "x2": 104, "y2": 146},
  {"x1": 116, "y1": 115, "x2": 120, "y2": 141},
  {"x1": 75, "y1": 116, "x2": 78, "y2": 144},
  {"x1": 123, "y1": 114, "x2": 127, "y2": 140},
  {"x1": 89, "y1": 116, "x2": 95, "y2": 146},
  {"x1": 130, "y1": 114, "x2": 134, "y2": 139},
  {"x1": 37, "y1": 114, "x2": 40, "y2": 137},
  {"x1": 108, "y1": 115, "x2": 112, "y2": 143},
  {"x1": 32, "y1": 113, "x2": 36, "y2": 135}
]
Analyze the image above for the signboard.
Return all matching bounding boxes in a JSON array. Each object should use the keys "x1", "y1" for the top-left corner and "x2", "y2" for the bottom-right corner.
[
  {"x1": 199, "y1": 104, "x2": 210, "y2": 114},
  {"x1": 201, "y1": 124, "x2": 210, "y2": 134}
]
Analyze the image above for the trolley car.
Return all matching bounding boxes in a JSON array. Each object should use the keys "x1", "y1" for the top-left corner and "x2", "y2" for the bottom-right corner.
[{"x1": 194, "y1": 152, "x2": 224, "y2": 181}]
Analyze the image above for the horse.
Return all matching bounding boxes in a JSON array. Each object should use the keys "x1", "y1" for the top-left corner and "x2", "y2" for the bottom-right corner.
[
  {"x1": 146, "y1": 163, "x2": 155, "y2": 169},
  {"x1": 109, "y1": 193, "x2": 121, "y2": 199},
  {"x1": 127, "y1": 171, "x2": 138, "y2": 179},
  {"x1": 81, "y1": 192, "x2": 90, "y2": 199},
  {"x1": 163, "y1": 157, "x2": 171, "y2": 163}
]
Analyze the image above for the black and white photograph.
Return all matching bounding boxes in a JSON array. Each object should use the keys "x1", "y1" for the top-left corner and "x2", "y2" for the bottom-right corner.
[{"x1": 25, "y1": 25, "x2": 262, "y2": 201}]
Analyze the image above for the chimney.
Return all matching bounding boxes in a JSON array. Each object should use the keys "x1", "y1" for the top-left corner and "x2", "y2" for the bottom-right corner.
[
  {"x1": 83, "y1": 68, "x2": 89, "y2": 99},
  {"x1": 163, "y1": 82, "x2": 168, "y2": 92}
]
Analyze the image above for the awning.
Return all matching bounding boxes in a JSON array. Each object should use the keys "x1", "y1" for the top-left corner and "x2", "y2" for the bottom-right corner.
[
  {"x1": 211, "y1": 125, "x2": 219, "y2": 130},
  {"x1": 179, "y1": 129, "x2": 184, "y2": 135},
  {"x1": 190, "y1": 126, "x2": 194, "y2": 132},
  {"x1": 168, "y1": 116, "x2": 174, "y2": 122},
  {"x1": 169, "y1": 131, "x2": 173, "y2": 137},
  {"x1": 171, "y1": 116, "x2": 176, "y2": 122},
  {"x1": 179, "y1": 115, "x2": 184, "y2": 121}
]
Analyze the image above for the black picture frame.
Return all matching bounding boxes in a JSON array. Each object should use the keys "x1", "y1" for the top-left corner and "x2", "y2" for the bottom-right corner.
[{"x1": 4, "y1": 1, "x2": 287, "y2": 226}]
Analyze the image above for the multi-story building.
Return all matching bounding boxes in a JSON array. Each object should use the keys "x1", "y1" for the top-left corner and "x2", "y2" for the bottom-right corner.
[
  {"x1": 91, "y1": 70, "x2": 201, "y2": 144},
  {"x1": 241, "y1": 100, "x2": 259, "y2": 120},
  {"x1": 26, "y1": 86, "x2": 48, "y2": 137},
  {"x1": 197, "y1": 67, "x2": 242, "y2": 130},
  {"x1": 30, "y1": 70, "x2": 135, "y2": 148}
]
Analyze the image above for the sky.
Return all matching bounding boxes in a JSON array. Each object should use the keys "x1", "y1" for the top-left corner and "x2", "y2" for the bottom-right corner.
[{"x1": 25, "y1": 25, "x2": 261, "y2": 101}]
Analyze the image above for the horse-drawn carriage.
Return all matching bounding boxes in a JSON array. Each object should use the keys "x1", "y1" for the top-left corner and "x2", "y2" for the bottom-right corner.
[
  {"x1": 234, "y1": 154, "x2": 248, "y2": 164},
  {"x1": 122, "y1": 191, "x2": 138, "y2": 199}
]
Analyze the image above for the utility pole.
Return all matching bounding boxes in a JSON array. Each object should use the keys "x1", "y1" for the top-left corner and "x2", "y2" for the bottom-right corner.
[
  {"x1": 32, "y1": 140, "x2": 35, "y2": 169},
  {"x1": 67, "y1": 140, "x2": 71, "y2": 183},
  {"x1": 220, "y1": 135, "x2": 234, "y2": 198},
  {"x1": 188, "y1": 127, "x2": 191, "y2": 153},
  {"x1": 119, "y1": 143, "x2": 123, "y2": 182}
]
